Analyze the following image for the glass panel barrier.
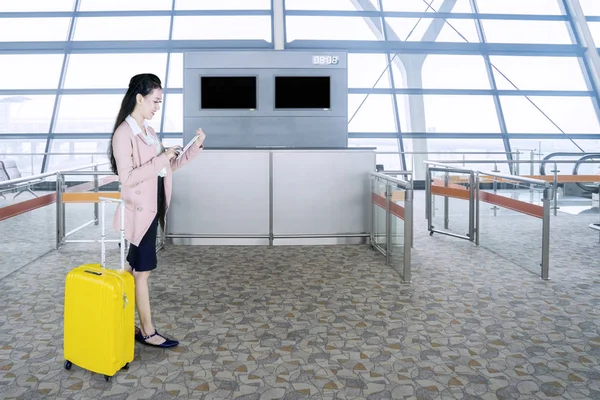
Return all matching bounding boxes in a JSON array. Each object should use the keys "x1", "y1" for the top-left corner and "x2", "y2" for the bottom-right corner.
[
  {"x1": 426, "y1": 164, "x2": 475, "y2": 242},
  {"x1": 477, "y1": 173, "x2": 549, "y2": 277},
  {"x1": 371, "y1": 177, "x2": 387, "y2": 254},
  {"x1": 0, "y1": 172, "x2": 57, "y2": 280},
  {"x1": 370, "y1": 173, "x2": 413, "y2": 283}
]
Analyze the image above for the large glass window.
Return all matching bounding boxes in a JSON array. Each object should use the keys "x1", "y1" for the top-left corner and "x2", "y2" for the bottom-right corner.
[
  {"x1": 0, "y1": 139, "x2": 48, "y2": 176},
  {"x1": 475, "y1": 0, "x2": 563, "y2": 15},
  {"x1": 348, "y1": 54, "x2": 392, "y2": 89},
  {"x1": 0, "y1": 18, "x2": 71, "y2": 42},
  {"x1": 167, "y1": 53, "x2": 184, "y2": 88},
  {"x1": 481, "y1": 20, "x2": 572, "y2": 44},
  {"x1": 348, "y1": 94, "x2": 397, "y2": 133},
  {"x1": 403, "y1": 138, "x2": 510, "y2": 173},
  {"x1": 0, "y1": 96, "x2": 56, "y2": 134},
  {"x1": 0, "y1": 0, "x2": 74, "y2": 12},
  {"x1": 176, "y1": 0, "x2": 271, "y2": 9},
  {"x1": 0, "y1": 55, "x2": 64, "y2": 90},
  {"x1": 286, "y1": 17, "x2": 381, "y2": 41},
  {"x1": 47, "y1": 139, "x2": 110, "y2": 172},
  {"x1": 79, "y1": 0, "x2": 172, "y2": 11},
  {"x1": 162, "y1": 94, "x2": 183, "y2": 133},
  {"x1": 399, "y1": 95, "x2": 501, "y2": 133},
  {"x1": 348, "y1": 138, "x2": 401, "y2": 171},
  {"x1": 173, "y1": 16, "x2": 271, "y2": 41},
  {"x1": 500, "y1": 96, "x2": 600, "y2": 134},
  {"x1": 64, "y1": 54, "x2": 168, "y2": 89},
  {"x1": 73, "y1": 17, "x2": 171, "y2": 41},
  {"x1": 54, "y1": 95, "x2": 126, "y2": 133},
  {"x1": 386, "y1": 18, "x2": 480, "y2": 42},
  {"x1": 490, "y1": 56, "x2": 589, "y2": 91},
  {"x1": 286, "y1": 0, "x2": 379, "y2": 10},
  {"x1": 420, "y1": 55, "x2": 490, "y2": 89}
]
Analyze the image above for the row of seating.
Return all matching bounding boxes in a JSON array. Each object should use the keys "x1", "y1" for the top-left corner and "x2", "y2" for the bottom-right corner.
[{"x1": 0, "y1": 160, "x2": 37, "y2": 199}]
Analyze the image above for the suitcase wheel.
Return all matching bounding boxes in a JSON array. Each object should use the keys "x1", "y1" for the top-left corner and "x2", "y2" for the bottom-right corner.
[
  {"x1": 122, "y1": 363, "x2": 129, "y2": 370},
  {"x1": 104, "y1": 375, "x2": 112, "y2": 382},
  {"x1": 64, "y1": 360, "x2": 72, "y2": 370}
]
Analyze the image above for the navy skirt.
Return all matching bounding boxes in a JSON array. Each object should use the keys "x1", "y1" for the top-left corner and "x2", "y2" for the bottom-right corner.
[{"x1": 127, "y1": 177, "x2": 165, "y2": 272}]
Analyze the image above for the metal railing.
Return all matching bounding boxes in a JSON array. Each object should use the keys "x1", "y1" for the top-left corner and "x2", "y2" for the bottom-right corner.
[
  {"x1": 370, "y1": 172, "x2": 413, "y2": 283},
  {"x1": 424, "y1": 161, "x2": 552, "y2": 280}
]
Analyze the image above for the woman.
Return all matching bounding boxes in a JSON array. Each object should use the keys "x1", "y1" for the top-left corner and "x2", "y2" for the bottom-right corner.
[{"x1": 108, "y1": 73, "x2": 205, "y2": 348}]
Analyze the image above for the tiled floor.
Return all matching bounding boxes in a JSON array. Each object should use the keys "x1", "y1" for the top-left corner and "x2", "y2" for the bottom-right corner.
[{"x1": 0, "y1": 192, "x2": 599, "y2": 399}]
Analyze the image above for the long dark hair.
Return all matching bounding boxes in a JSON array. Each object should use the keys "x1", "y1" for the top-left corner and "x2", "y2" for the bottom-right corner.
[{"x1": 108, "y1": 73, "x2": 162, "y2": 174}]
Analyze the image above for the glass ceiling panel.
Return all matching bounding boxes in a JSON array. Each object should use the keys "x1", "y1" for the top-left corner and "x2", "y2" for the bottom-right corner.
[
  {"x1": 64, "y1": 54, "x2": 168, "y2": 89},
  {"x1": 0, "y1": 54, "x2": 64, "y2": 89},
  {"x1": 0, "y1": 18, "x2": 71, "y2": 42},
  {"x1": 73, "y1": 17, "x2": 171, "y2": 41},
  {"x1": 79, "y1": 0, "x2": 172, "y2": 11},
  {"x1": 348, "y1": 54, "x2": 391, "y2": 88},
  {"x1": 286, "y1": 17, "x2": 381, "y2": 41},
  {"x1": 475, "y1": 0, "x2": 564, "y2": 15},
  {"x1": 382, "y1": 0, "x2": 472, "y2": 13},
  {"x1": 285, "y1": 0, "x2": 379, "y2": 11},
  {"x1": 500, "y1": 96, "x2": 600, "y2": 134},
  {"x1": 385, "y1": 18, "x2": 479, "y2": 42},
  {"x1": 173, "y1": 16, "x2": 271, "y2": 40},
  {"x1": 0, "y1": 0, "x2": 74, "y2": 12},
  {"x1": 0, "y1": 95, "x2": 56, "y2": 134},
  {"x1": 490, "y1": 56, "x2": 588, "y2": 91},
  {"x1": 176, "y1": 0, "x2": 271, "y2": 10},
  {"x1": 481, "y1": 20, "x2": 572, "y2": 44},
  {"x1": 348, "y1": 94, "x2": 397, "y2": 132}
]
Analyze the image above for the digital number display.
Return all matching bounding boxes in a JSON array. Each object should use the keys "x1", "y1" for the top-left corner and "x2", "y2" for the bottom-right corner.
[{"x1": 312, "y1": 55, "x2": 339, "y2": 65}]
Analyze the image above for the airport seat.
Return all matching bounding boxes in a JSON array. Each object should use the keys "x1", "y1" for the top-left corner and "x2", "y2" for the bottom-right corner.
[{"x1": 0, "y1": 160, "x2": 38, "y2": 199}]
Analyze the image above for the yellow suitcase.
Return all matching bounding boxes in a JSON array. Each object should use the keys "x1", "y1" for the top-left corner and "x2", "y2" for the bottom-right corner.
[{"x1": 63, "y1": 198, "x2": 135, "y2": 382}]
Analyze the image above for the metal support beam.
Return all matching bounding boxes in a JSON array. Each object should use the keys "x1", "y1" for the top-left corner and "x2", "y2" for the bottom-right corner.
[
  {"x1": 272, "y1": 0, "x2": 285, "y2": 50},
  {"x1": 469, "y1": 0, "x2": 514, "y2": 174},
  {"x1": 41, "y1": 0, "x2": 81, "y2": 174},
  {"x1": 561, "y1": 0, "x2": 600, "y2": 132}
]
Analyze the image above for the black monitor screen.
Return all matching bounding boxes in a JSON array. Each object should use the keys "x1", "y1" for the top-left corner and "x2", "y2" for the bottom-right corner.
[
  {"x1": 200, "y1": 76, "x2": 257, "y2": 109},
  {"x1": 275, "y1": 76, "x2": 331, "y2": 109}
]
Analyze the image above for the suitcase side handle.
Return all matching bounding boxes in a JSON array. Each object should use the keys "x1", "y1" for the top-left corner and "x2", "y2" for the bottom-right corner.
[{"x1": 99, "y1": 197, "x2": 125, "y2": 270}]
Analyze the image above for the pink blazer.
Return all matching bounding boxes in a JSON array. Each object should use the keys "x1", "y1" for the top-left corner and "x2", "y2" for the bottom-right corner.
[{"x1": 111, "y1": 121, "x2": 202, "y2": 246}]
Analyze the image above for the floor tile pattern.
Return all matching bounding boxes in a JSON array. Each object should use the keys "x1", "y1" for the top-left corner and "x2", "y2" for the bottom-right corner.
[{"x1": 0, "y1": 192, "x2": 599, "y2": 399}]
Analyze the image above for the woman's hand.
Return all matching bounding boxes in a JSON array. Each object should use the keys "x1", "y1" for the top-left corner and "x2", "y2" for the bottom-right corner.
[
  {"x1": 164, "y1": 147, "x2": 180, "y2": 160},
  {"x1": 195, "y1": 128, "x2": 206, "y2": 148}
]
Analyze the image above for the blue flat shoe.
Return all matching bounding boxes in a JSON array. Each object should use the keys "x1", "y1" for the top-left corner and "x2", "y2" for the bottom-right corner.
[{"x1": 139, "y1": 329, "x2": 179, "y2": 348}]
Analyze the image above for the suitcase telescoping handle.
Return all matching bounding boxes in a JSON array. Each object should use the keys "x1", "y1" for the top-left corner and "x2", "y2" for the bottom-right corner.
[{"x1": 99, "y1": 197, "x2": 126, "y2": 270}]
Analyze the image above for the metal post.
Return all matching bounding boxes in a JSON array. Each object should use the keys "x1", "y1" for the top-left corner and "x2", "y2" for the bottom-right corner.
[
  {"x1": 370, "y1": 177, "x2": 375, "y2": 247},
  {"x1": 552, "y1": 162, "x2": 559, "y2": 216},
  {"x1": 443, "y1": 172, "x2": 449, "y2": 230},
  {"x1": 468, "y1": 172, "x2": 475, "y2": 242},
  {"x1": 31, "y1": 155, "x2": 34, "y2": 176},
  {"x1": 56, "y1": 174, "x2": 63, "y2": 249},
  {"x1": 93, "y1": 165, "x2": 99, "y2": 225},
  {"x1": 268, "y1": 152, "x2": 274, "y2": 246},
  {"x1": 491, "y1": 163, "x2": 499, "y2": 217},
  {"x1": 385, "y1": 182, "x2": 392, "y2": 264},
  {"x1": 475, "y1": 173, "x2": 480, "y2": 246},
  {"x1": 514, "y1": 150, "x2": 520, "y2": 176},
  {"x1": 100, "y1": 200, "x2": 106, "y2": 268},
  {"x1": 529, "y1": 150, "x2": 535, "y2": 200},
  {"x1": 425, "y1": 166, "x2": 432, "y2": 231},
  {"x1": 402, "y1": 189, "x2": 413, "y2": 283},
  {"x1": 541, "y1": 187, "x2": 551, "y2": 280}
]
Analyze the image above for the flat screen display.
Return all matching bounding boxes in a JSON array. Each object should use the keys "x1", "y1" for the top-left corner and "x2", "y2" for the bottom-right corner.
[
  {"x1": 200, "y1": 76, "x2": 257, "y2": 109},
  {"x1": 275, "y1": 76, "x2": 331, "y2": 109}
]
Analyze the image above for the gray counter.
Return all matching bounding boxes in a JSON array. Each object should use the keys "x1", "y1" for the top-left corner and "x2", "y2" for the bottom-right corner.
[{"x1": 166, "y1": 149, "x2": 375, "y2": 245}]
